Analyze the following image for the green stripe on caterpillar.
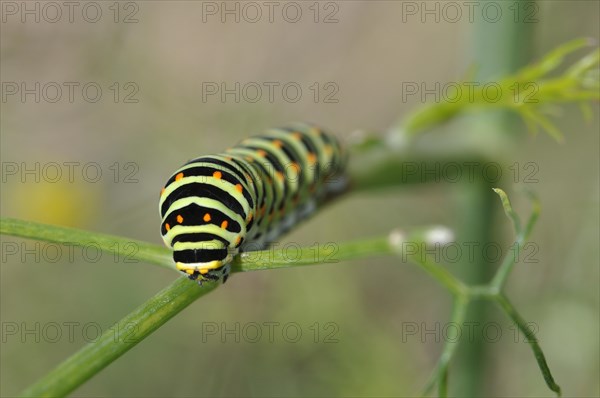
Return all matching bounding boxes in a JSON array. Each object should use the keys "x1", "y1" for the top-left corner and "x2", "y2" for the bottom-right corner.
[{"x1": 159, "y1": 122, "x2": 348, "y2": 284}]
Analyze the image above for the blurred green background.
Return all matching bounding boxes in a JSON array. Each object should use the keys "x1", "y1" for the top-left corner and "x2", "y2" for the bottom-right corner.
[{"x1": 1, "y1": 1, "x2": 598, "y2": 397}]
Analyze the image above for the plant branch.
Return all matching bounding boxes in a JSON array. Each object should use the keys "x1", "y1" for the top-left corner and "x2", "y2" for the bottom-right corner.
[
  {"x1": 495, "y1": 294, "x2": 561, "y2": 396},
  {"x1": 490, "y1": 188, "x2": 540, "y2": 291},
  {"x1": 0, "y1": 218, "x2": 174, "y2": 271},
  {"x1": 395, "y1": 38, "x2": 599, "y2": 140},
  {"x1": 421, "y1": 296, "x2": 469, "y2": 397},
  {"x1": 8, "y1": 223, "x2": 452, "y2": 397},
  {"x1": 18, "y1": 277, "x2": 219, "y2": 398}
]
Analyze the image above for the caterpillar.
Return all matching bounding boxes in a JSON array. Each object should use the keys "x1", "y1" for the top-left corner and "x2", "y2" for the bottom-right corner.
[{"x1": 159, "y1": 122, "x2": 348, "y2": 284}]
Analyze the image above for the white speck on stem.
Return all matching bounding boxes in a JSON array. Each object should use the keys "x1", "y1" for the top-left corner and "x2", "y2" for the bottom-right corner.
[{"x1": 425, "y1": 226, "x2": 455, "y2": 246}]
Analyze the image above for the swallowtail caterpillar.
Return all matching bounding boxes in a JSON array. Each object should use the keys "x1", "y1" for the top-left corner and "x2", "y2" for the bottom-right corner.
[{"x1": 159, "y1": 123, "x2": 347, "y2": 283}]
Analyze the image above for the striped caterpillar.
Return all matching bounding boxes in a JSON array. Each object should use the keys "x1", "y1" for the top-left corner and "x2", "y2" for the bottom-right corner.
[{"x1": 159, "y1": 123, "x2": 347, "y2": 283}]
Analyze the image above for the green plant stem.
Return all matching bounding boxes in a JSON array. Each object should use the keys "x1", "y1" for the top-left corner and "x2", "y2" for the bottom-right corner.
[
  {"x1": 0, "y1": 218, "x2": 173, "y2": 270},
  {"x1": 451, "y1": 179, "x2": 496, "y2": 397},
  {"x1": 422, "y1": 296, "x2": 469, "y2": 397},
  {"x1": 232, "y1": 236, "x2": 393, "y2": 272},
  {"x1": 18, "y1": 277, "x2": 219, "y2": 398},
  {"x1": 439, "y1": 368, "x2": 449, "y2": 398},
  {"x1": 0, "y1": 217, "x2": 396, "y2": 274},
  {"x1": 450, "y1": 2, "x2": 535, "y2": 395},
  {"x1": 10, "y1": 225, "x2": 458, "y2": 397},
  {"x1": 5, "y1": 193, "x2": 562, "y2": 397},
  {"x1": 3, "y1": 188, "x2": 560, "y2": 397},
  {"x1": 404, "y1": 249, "x2": 468, "y2": 298},
  {"x1": 419, "y1": 187, "x2": 555, "y2": 396}
]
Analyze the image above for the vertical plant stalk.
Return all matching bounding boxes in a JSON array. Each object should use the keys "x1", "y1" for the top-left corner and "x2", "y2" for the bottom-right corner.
[
  {"x1": 452, "y1": 1, "x2": 535, "y2": 395},
  {"x1": 452, "y1": 178, "x2": 496, "y2": 396}
]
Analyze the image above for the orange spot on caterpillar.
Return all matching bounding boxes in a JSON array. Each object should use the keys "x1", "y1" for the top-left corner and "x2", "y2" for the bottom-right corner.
[
  {"x1": 203, "y1": 213, "x2": 211, "y2": 222},
  {"x1": 276, "y1": 171, "x2": 284, "y2": 182},
  {"x1": 175, "y1": 172, "x2": 184, "y2": 181},
  {"x1": 256, "y1": 149, "x2": 267, "y2": 157},
  {"x1": 325, "y1": 145, "x2": 333, "y2": 155},
  {"x1": 165, "y1": 223, "x2": 171, "y2": 231},
  {"x1": 307, "y1": 153, "x2": 317, "y2": 164},
  {"x1": 235, "y1": 184, "x2": 243, "y2": 193},
  {"x1": 160, "y1": 188, "x2": 166, "y2": 195},
  {"x1": 177, "y1": 215, "x2": 184, "y2": 223},
  {"x1": 213, "y1": 171, "x2": 222, "y2": 179},
  {"x1": 247, "y1": 212, "x2": 253, "y2": 222},
  {"x1": 272, "y1": 139, "x2": 283, "y2": 148},
  {"x1": 221, "y1": 220, "x2": 229, "y2": 229},
  {"x1": 225, "y1": 156, "x2": 233, "y2": 161},
  {"x1": 235, "y1": 236, "x2": 242, "y2": 246},
  {"x1": 292, "y1": 132, "x2": 302, "y2": 140},
  {"x1": 245, "y1": 156, "x2": 254, "y2": 162}
]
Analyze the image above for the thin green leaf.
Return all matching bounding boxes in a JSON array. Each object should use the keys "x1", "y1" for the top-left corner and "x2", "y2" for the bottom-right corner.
[
  {"x1": 491, "y1": 189, "x2": 540, "y2": 291},
  {"x1": 496, "y1": 295, "x2": 562, "y2": 397},
  {"x1": 522, "y1": 190, "x2": 541, "y2": 239},
  {"x1": 491, "y1": 189, "x2": 521, "y2": 236},
  {"x1": 566, "y1": 49, "x2": 600, "y2": 78},
  {"x1": 517, "y1": 38, "x2": 590, "y2": 82},
  {"x1": 529, "y1": 111, "x2": 565, "y2": 143}
]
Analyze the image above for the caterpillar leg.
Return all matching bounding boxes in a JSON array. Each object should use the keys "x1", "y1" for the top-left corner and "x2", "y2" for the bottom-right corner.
[
  {"x1": 187, "y1": 270, "x2": 217, "y2": 286},
  {"x1": 186, "y1": 264, "x2": 231, "y2": 285}
]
